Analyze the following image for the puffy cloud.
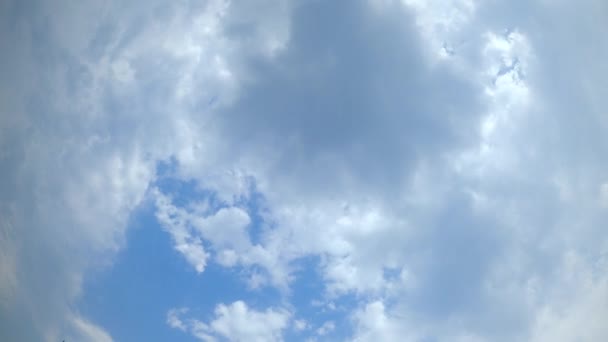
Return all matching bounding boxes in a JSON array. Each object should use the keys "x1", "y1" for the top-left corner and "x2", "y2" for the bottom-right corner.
[
  {"x1": 351, "y1": 300, "x2": 429, "y2": 342},
  {"x1": 192, "y1": 206, "x2": 252, "y2": 256},
  {"x1": 2, "y1": 0, "x2": 608, "y2": 341},
  {"x1": 152, "y1": 188, "x2": 263, "y2": 274},
  {"x1": 167, "y1": 308, "x2": 189, "y2": 332},
  {"x1": 316, "y1": 320, "x2": 336, "y2": 336},
  {"x1": 293, "y1": 319, "x2": 309, "y2": 332},
  {"x1": 0, "y1": 0, "x2": 253, "y2": 339},
  {"x1": 168, "y1": 301, "x2": 291, "y2": 342},
  {"x1": 154, "y1": 189, "x2": 210, "y2": 273}
]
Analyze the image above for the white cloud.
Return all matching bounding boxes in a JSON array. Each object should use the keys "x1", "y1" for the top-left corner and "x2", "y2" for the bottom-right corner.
[
  {"x1": 68, "y1": 315, "x2": 114, "y2": 342},
  {"x1": 529, "y1": 251, "x2": 608, "y2": 342},
  {"x1": 293, "y1": 319, "x2": 309, "y2": 331},
  {"x1": 316, "y1": 321, "x2": 335, "y2": 336},
  {"x1": 192, "y1": 206, "x2": 252, "y2": 255},
  {"x1": 167, "y1": 308, "x2": 189, "y2": 331},
  {"x1": 153, "y1": 188, "x2": 260, "y2": 274},
  {"x1": 157, "y1": 1, "x2": 608, "y2": 340},
  {"x1": 402, "y1": 0, "x2": 477, "y2": 60},
  {"x1": 2, "y1": 0, "x2": 608, "y2": 341},
  {"x1": 0, "y1": 0, "x2": 260, "y2": 338},
  {"x1": 351, "y1": 301, "x2": 416, "y2": 342},
  {"x1": 154, "y1": 189, "x2": 210, "y2": 273},
  {"x1": 168, "y1": 301, "x2": 291, "y2": 342}
]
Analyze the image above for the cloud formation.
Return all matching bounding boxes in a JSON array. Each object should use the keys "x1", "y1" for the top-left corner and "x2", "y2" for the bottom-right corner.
[
  {"x1": 168, "y1": 301, "x2": 291, "y2": 342},
  {"x1": 1, "y1": 0, "x2": 607, "y2": 341}
]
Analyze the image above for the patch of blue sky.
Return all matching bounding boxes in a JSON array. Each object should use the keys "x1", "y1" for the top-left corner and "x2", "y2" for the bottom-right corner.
[
  {"x1": 79, "y1": 160, "x2": 286, "y2": 340},
  {"x1": 78, "y1": 199, "x2": 282, "y2": 340},
  {"x1": 79, "y1": 158, "x2": 359, "y2": 340}
]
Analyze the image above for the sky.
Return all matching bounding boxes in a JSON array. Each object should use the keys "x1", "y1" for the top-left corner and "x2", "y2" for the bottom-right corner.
[{"x1": 1, "y1": 0, "x2": 607, "y2": 341}]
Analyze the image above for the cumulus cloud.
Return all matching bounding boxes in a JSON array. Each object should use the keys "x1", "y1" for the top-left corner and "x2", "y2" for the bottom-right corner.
[
  {"x1": 2, "y1": 0, "x2": 608, "y2": 341},
  {"x1": 293, "y1": 319, "x2": 309, "y2": 332},
  {"x1": 152, "y1": 188, "x2": 271, "y2": 279},
  {"x1": 351, "y1": 301, "x2": 414, "y2": 342},
  {"x1": 316, "y1": 320, "x2": 336, "y2": 336},
  {"x1": 168, "y1": 301, "x2": 291, "y2": 342},
  {"x1": 154, "y1": 189, "x2": 210, "y2": 273},
  {"x1": 0, "y1": 0, "x2": 244, "y2": 339}
]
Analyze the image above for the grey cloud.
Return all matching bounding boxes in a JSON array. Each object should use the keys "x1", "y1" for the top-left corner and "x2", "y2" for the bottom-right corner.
[
  {"x1": 213, "y1": 0, "x2": 484, "y2": 202},
  {"x1": 3, "y1": 0, "x2": 608, "y2": 341}
]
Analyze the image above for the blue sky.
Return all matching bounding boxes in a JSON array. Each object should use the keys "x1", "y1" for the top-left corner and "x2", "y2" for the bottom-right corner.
[{"x1": 1, "y1": 0, "x2": 608, "y2": 341}]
